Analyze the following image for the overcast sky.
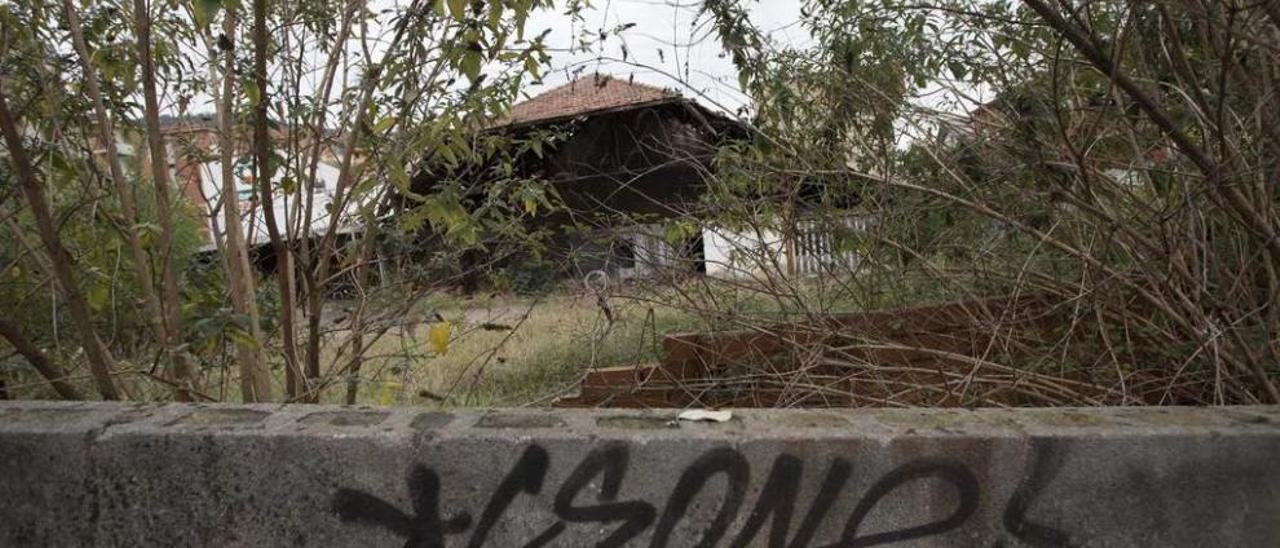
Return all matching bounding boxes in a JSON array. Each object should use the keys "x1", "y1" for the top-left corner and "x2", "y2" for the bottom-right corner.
[
  {"x1": 174, "y1": 0, "x2": 982, "y2": 125},
  {"x1": 520, "y1": 0, "x2": 807, "y2": 115},
  {"x1": 517, "y1": 1, "x2": 984, "y2": 120},
  {"x1": 167, "y1": 1, "x2": 801, "y2": 118}
]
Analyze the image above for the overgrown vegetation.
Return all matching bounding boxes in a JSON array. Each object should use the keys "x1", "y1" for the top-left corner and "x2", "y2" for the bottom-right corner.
[{"x1": 3, "y1": 0, "x2": 1279, "y2": 407}]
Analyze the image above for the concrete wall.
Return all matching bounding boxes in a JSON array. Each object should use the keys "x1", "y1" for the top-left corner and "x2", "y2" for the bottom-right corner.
[{"x1": 1, "y1": 401, "x2": 1278, "y2": 547}]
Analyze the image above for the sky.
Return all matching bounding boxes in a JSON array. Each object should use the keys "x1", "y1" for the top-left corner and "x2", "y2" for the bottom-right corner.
[
  {"x1": 171, "y1": 0, "x2": 983, "y2": 128},
  {"x1": 519, "y1": 0, "x2": 807, "y2": 115},
  {"x1": 169, "y1": 0, "x2": 804, "y2": 119},
  {"x1": 516, "y1": 0, "x2": 984, "y2": 122}
]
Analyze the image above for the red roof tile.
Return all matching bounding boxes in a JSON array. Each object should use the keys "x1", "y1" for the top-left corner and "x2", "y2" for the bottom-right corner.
[{"x1": 494, "y1": 74, "x2": 679, "y2": 128}]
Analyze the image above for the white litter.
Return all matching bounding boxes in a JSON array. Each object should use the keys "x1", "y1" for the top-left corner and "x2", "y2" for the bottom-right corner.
[{"x1": 676, "y1": 409, "x2": 733, "y2": 423}]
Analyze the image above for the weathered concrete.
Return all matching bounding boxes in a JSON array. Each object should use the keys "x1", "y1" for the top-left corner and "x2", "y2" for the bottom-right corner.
[{"x1": 1, "y1": 402, "x2": 1278, "y2": 547}]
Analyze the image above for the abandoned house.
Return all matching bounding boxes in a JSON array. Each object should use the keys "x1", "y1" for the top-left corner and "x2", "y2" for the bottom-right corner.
[
  {"x1": 412, "y1": 73, "x2": 867, "y2": 284},
  {"x1": 410, "y1": 74, "x2": 745, "y2": 282}
]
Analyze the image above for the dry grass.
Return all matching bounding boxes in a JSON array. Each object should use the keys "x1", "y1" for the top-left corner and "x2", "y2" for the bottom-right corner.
[
  {"x1": 2, "y1": 278, "x2": 872, "y2": 405},
  {"x1": 297, "y1": 290, "x2": 698, "y2": 407}
]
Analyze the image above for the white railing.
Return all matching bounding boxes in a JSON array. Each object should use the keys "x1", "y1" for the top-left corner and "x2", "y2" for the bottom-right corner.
[{"x1": 791, "y1": 214, "x2": 871, "y2": 276}]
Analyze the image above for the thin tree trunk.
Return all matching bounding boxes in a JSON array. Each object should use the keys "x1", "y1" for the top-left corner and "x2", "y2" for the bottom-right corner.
[
  {"x1": 132, "y1": 0, "x2": 199, "y2": 401},
  {"x1": 296, "y1": 3, "x2": 359, "y2": 403},
  {"x1": 344, "y1": 229, "x2": 377, "y2": 404},
  {"x1": 0, "y1": 89, "x2": 121, "y2": 400},
  {"x1": 0, "y1": 318, "x2": 82, "y2": 400},
  {"x1": 253, "y1": 0, "x2": 304, "y2": 399},
  {"x1": 217, "y1": 6, "x2": 272, "y2": 402},
  {"x1": 303, "y1": 1, "x2": 422, "y2": 402},
  {"x1": 61, "y1": 0, "x2": 168, "y2": 353}
]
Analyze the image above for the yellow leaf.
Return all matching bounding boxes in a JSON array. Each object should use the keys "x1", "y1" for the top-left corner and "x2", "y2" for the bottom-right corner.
[
  {"x1": 378, "y1": 381, "x2": 401, "y2": 406},
  {"x1": 429, "y1": 321, "x2": 452, "y2": 356}
]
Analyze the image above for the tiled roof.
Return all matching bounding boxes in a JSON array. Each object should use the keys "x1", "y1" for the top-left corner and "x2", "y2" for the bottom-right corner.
[{"x1": 493, "y1": 74, "x2": 680, "y2": 128}]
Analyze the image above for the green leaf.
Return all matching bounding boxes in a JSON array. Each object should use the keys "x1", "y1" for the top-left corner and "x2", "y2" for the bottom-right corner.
[
  {"x1": 422, "y1": 190, "x2": 475, "y2": 244},
  {"x1": 49, "y1": 151, "x2": 76, "y2": 180},
  {"x1": 460, "y1": 50, "x2": 482, "y2": 83},
  {"x1": 373, "y1": 115, "x2": 397, "y2": 133},
  {"x1": 518, "y1": 185, "x2": 545, "y2": 216},
  {"x1": 663, "y1": 221, "x2": 698, "y2": 246},
  {"x1": 514, "y1": 2, "x2": 528, "y2": 39},
  {"x1": 389, "y1": 162, "x2": 410, "y2": 191},
  {"x1": 226, "y1": 325, "x2": 261, "y2": 350},
  {"x1": 244, "y1": 81, "x2": 261, "y2": 106},
  {"x1": 524, "y1": 55, "x2": 540, "y2": 79},
  {"x1": 87, "y1": 283, "x2": 109, "y2": 313},
  {"x1": 487, "y1": 1, "x2": 503, "y2": 29},
  {"x1": 193, "y1": 0, "x2": 222, "y2": 27},
  {"x1": 447, "y1": 0, "x2": 466, "y2": 21},
  {"x1": 134, "y1": 222, "x2": 162, "y2": 236},
  {"x1": 438, "y1": 142, "x2": 458, "y2": 166}
]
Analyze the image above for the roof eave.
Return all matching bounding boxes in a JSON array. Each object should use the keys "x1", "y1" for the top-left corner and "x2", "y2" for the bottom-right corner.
[{"x1": 484, "y1": 96, "x2": 691, "y2": 133}]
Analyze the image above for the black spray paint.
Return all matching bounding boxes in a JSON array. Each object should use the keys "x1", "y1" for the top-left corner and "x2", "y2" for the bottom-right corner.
[
  {"x1": 331, "y1": 465, "x2": 471, "y2": 547},
  {"x1": 332, "y1": 443, "x2": 995, "y2": 547}
]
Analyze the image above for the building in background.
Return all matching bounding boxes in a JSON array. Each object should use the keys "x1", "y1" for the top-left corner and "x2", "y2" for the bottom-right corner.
[
  {"x1": 413, "y1": 73, "x2": 866, "y2": 283},
  {"x1": 163, "y1": 116, "x2": 366, "y2": 266}
]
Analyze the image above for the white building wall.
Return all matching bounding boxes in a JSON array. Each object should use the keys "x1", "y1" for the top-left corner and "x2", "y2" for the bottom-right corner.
[
  {"x1": 195, "y1": 155, "x2": 361, "y2": 251},
  {"x1": 702, "y1": 225, "x2": 786, "y2": 279},
  {"x1": 702, "y1": 214, "x2": 870, "y2": 279}
]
